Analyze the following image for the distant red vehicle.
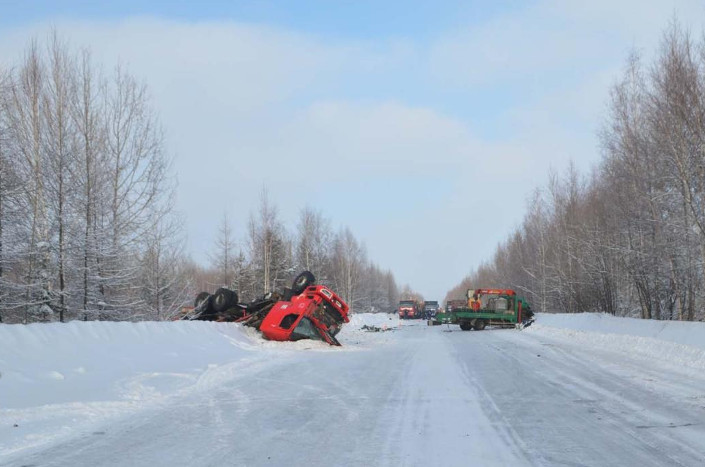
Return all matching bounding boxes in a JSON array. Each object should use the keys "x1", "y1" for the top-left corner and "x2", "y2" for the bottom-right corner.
[
  {"x1": 398, "y1": 300, "x2": 422, "y2": 319},
  {"x1": 260, "y1": 285, "x2": 350, "y2": 346}
]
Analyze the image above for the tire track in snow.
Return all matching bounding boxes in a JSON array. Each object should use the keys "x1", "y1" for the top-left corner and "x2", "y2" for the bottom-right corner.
[
  {"x1": 448, "y1": 328, "x2": 705, "y2": 467},
  {"x1": 379, "y1": 325, "x2": 531, "y2": 467}
]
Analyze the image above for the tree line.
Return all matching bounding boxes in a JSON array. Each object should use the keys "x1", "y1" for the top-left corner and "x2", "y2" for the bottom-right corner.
[
  {"x1": 446, "y1": 22, "x2": 705, "y2": 321},
  {"x1": 0, "y1": 35, "x2": 182, "y2": 323},
  {"x1": 196, "y1": 191, "x2": 400, "y2": 315},
  {"x1": 0, "y1": 35, "x2": 400, "y2": 323}
]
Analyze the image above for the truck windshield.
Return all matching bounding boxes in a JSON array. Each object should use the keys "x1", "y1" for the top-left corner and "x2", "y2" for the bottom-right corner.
[
  {"x1": 291, "y1": 317, "x2": 323, "y2": 341},
  {"x1": 399, "y1": 301, "x2": 415, "y2": 307}
]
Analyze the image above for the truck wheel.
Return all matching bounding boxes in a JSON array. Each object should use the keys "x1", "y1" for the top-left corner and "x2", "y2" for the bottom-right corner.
[
  {"x1": 474, "y1": 319, "x2": 487, "y2": 331},
  {"x1": 291, "y1": 271, "x2": 315, "y2": 295},
  {"x1": 212, "y1": 288, "x2": 238, "y2": 313},
  {"x1": 459, "y1": 322, "x2": 473, "y2": 331},
  {"x1": 194, "y1": 292, "x2": 212, "y2": 310}
]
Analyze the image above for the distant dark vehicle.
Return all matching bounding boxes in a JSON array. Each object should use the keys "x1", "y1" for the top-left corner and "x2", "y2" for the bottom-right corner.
[{"x1": 422, "y1": 301, "x2": 440, "y2": 319}]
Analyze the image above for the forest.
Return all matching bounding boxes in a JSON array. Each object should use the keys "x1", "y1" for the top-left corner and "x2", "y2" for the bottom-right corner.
[
  {"x1": 446, "y1": 23, "x2": 705, "y2": 321},
  {"x1": 0, "y1": 35, "x2": 400, "y2": 323}
]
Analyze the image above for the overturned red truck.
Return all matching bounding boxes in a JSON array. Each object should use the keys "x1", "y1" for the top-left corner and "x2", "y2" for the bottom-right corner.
[{"x1": 183, "y1": 272, "x2": 350, "y2": 346}]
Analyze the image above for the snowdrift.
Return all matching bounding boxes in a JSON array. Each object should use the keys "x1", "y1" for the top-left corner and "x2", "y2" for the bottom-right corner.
[
  {"x1": 530, "y1": 313, "x2": 705, "y2": 370},
  {"x1": 534, "y1": 312, "x2": 705, "y2": 350},
  {"x1": 0, "y1": 314, "x2": 394, "y2": 409},
  {"x1": 0, "y1": 320, "x2": 258, "y2": 409},
  {"x1": 536, "y1": 312, "x2": 705, "y2": 350}
]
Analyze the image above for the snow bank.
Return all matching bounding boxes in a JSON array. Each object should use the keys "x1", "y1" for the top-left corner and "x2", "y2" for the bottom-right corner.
[
  {"x1": 535, "y1": 313, "x2": 705, "y2": 350},
  {"x1": 529, "y1": 313, "x2": 705, "y2": 370},
  {"x1": 0, "y1": 320, "x2": 270, "y2": 457},
  {"x1": 0, "y1": 315, "x2": 396, "y2": 412},
  {"x1": 0, "y1": 320, "x2": 259, "y2": 410}
]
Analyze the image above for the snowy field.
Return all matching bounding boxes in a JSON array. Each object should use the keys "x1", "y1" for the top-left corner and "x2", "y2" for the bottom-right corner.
[{"x1": 2, "y1": 313, "x2": 705, "y2": 466}]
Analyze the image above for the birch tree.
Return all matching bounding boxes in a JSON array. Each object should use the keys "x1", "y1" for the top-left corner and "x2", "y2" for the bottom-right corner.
[
  {"x1": 139, "y1": 213, "x2": 190, "y2": 320},
  {"x1": 211, "y1": 212, "x2": 237, "y2": 287},
  {"x1": 247, "y1": 189, "x2": 291, "y2": 295},
  {"x1": 330, "y1": 227, "x2": 366, "y2": 311},
  {"x1": 42, "y1": 33, "x2": 76, "y2": 321},
  {"x1": 295, "y1": 207, "x2": 332, "y2": 284},
  {"x1": 4, "y1": 41, "x2": 54, "y2": 322}
]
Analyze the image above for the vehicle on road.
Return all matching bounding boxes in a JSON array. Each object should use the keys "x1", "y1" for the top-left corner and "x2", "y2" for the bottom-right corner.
[
  {"x1": 422, "y1": 301, "x2": 440, "y2": 319},
  {"x1": 432, "y1": 288, "x2": 533, "y2": 330},
  {"x1": 398, "y1": 300, "x2": 422, "y2": 319}
]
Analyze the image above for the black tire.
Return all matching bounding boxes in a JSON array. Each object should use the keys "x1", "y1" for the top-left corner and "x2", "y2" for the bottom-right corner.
[
  {"x1": 212, "y1": 288, "x2": 238, "y2": 313},
  {"x1": 194, "y1": 292, "x2": 212, "y2": 311},
  {"x1": 291, "y1": 271, "x2": 316, "y2": 295},
  {"x1": 474, "y1": 319, "x2": 487, "y2": 331},
  {"x1": 459, "y1": 322, "x2": 473, "y2": 331}
]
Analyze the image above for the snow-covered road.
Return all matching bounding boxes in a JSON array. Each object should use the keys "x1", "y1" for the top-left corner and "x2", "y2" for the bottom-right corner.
[{"x1": 3, "y1": 318, "x2": 705, "y2": 466}]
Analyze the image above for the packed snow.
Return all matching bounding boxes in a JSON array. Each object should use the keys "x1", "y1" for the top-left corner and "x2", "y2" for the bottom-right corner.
[{"x1": 2, "y1": 313, "x2": 705, "y2": 466}]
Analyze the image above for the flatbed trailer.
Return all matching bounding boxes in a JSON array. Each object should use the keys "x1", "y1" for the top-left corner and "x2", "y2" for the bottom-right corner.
[{"x1": 431, "y1": 289, "x2": 533, "y2": 330}]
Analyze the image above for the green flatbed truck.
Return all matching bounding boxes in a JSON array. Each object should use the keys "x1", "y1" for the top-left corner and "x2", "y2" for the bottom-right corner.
[{"x1": 432, "y1": 288, "x2": 534, "y2": 330}]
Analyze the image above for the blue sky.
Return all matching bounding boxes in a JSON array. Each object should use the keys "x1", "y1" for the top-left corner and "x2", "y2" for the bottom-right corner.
[
  {"x1": 2, "y1": 1, "x2": 704, "y2": 300},
  {"x1": 1, "y1": 1, "x2": 519, "y2": 38},
  {"x1": 0, "y1": 1, "x2": 558, "y2": 134}
]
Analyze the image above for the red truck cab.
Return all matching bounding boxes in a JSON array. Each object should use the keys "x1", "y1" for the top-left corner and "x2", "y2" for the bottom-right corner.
[
  {"x1": 260, "y1": 285, "x2": 350, "y2": 346},
  {"x1": 398, "y1": 300, "x2": 421, "y2": 319}
]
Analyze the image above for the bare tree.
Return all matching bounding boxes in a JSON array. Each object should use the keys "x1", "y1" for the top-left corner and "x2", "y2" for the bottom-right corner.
[
  {"x1": 139, "y1": 213, "x2": 190, "y2": 320},
  {"x1": 70, "y1": 48, "x2": 106, "y2": 319},
  {"x1": 4, "y1": 41, "x2": 53, "y2": 322},
  {"x1": 330, "y1": 227, "x2": 366, "y2": 311},
  {"x1": 210, "y1": 212, "x2": 237, "y2": 287},
  {"x1": 0, "y1": 65, "x2": 19, "y2": 321},
  {"x1": 247, "y1": 188, "x2": 291, "y2": 295},
  {"x1": 42, "y1": 32, "x2": 76, "y2": 321},
  {"x1": 295, "y1": 206, "x2": 332, "y2": 283}
]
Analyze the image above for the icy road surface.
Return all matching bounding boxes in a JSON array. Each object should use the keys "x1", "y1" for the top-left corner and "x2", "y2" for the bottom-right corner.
[{"x1": 3, "y1": 318, "x2": 705, "y2": 467}]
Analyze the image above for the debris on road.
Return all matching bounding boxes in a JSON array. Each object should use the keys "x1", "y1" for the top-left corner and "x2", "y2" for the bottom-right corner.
[{"x1": 360, "y1": 324, "x2": 394, "y2": 332}]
